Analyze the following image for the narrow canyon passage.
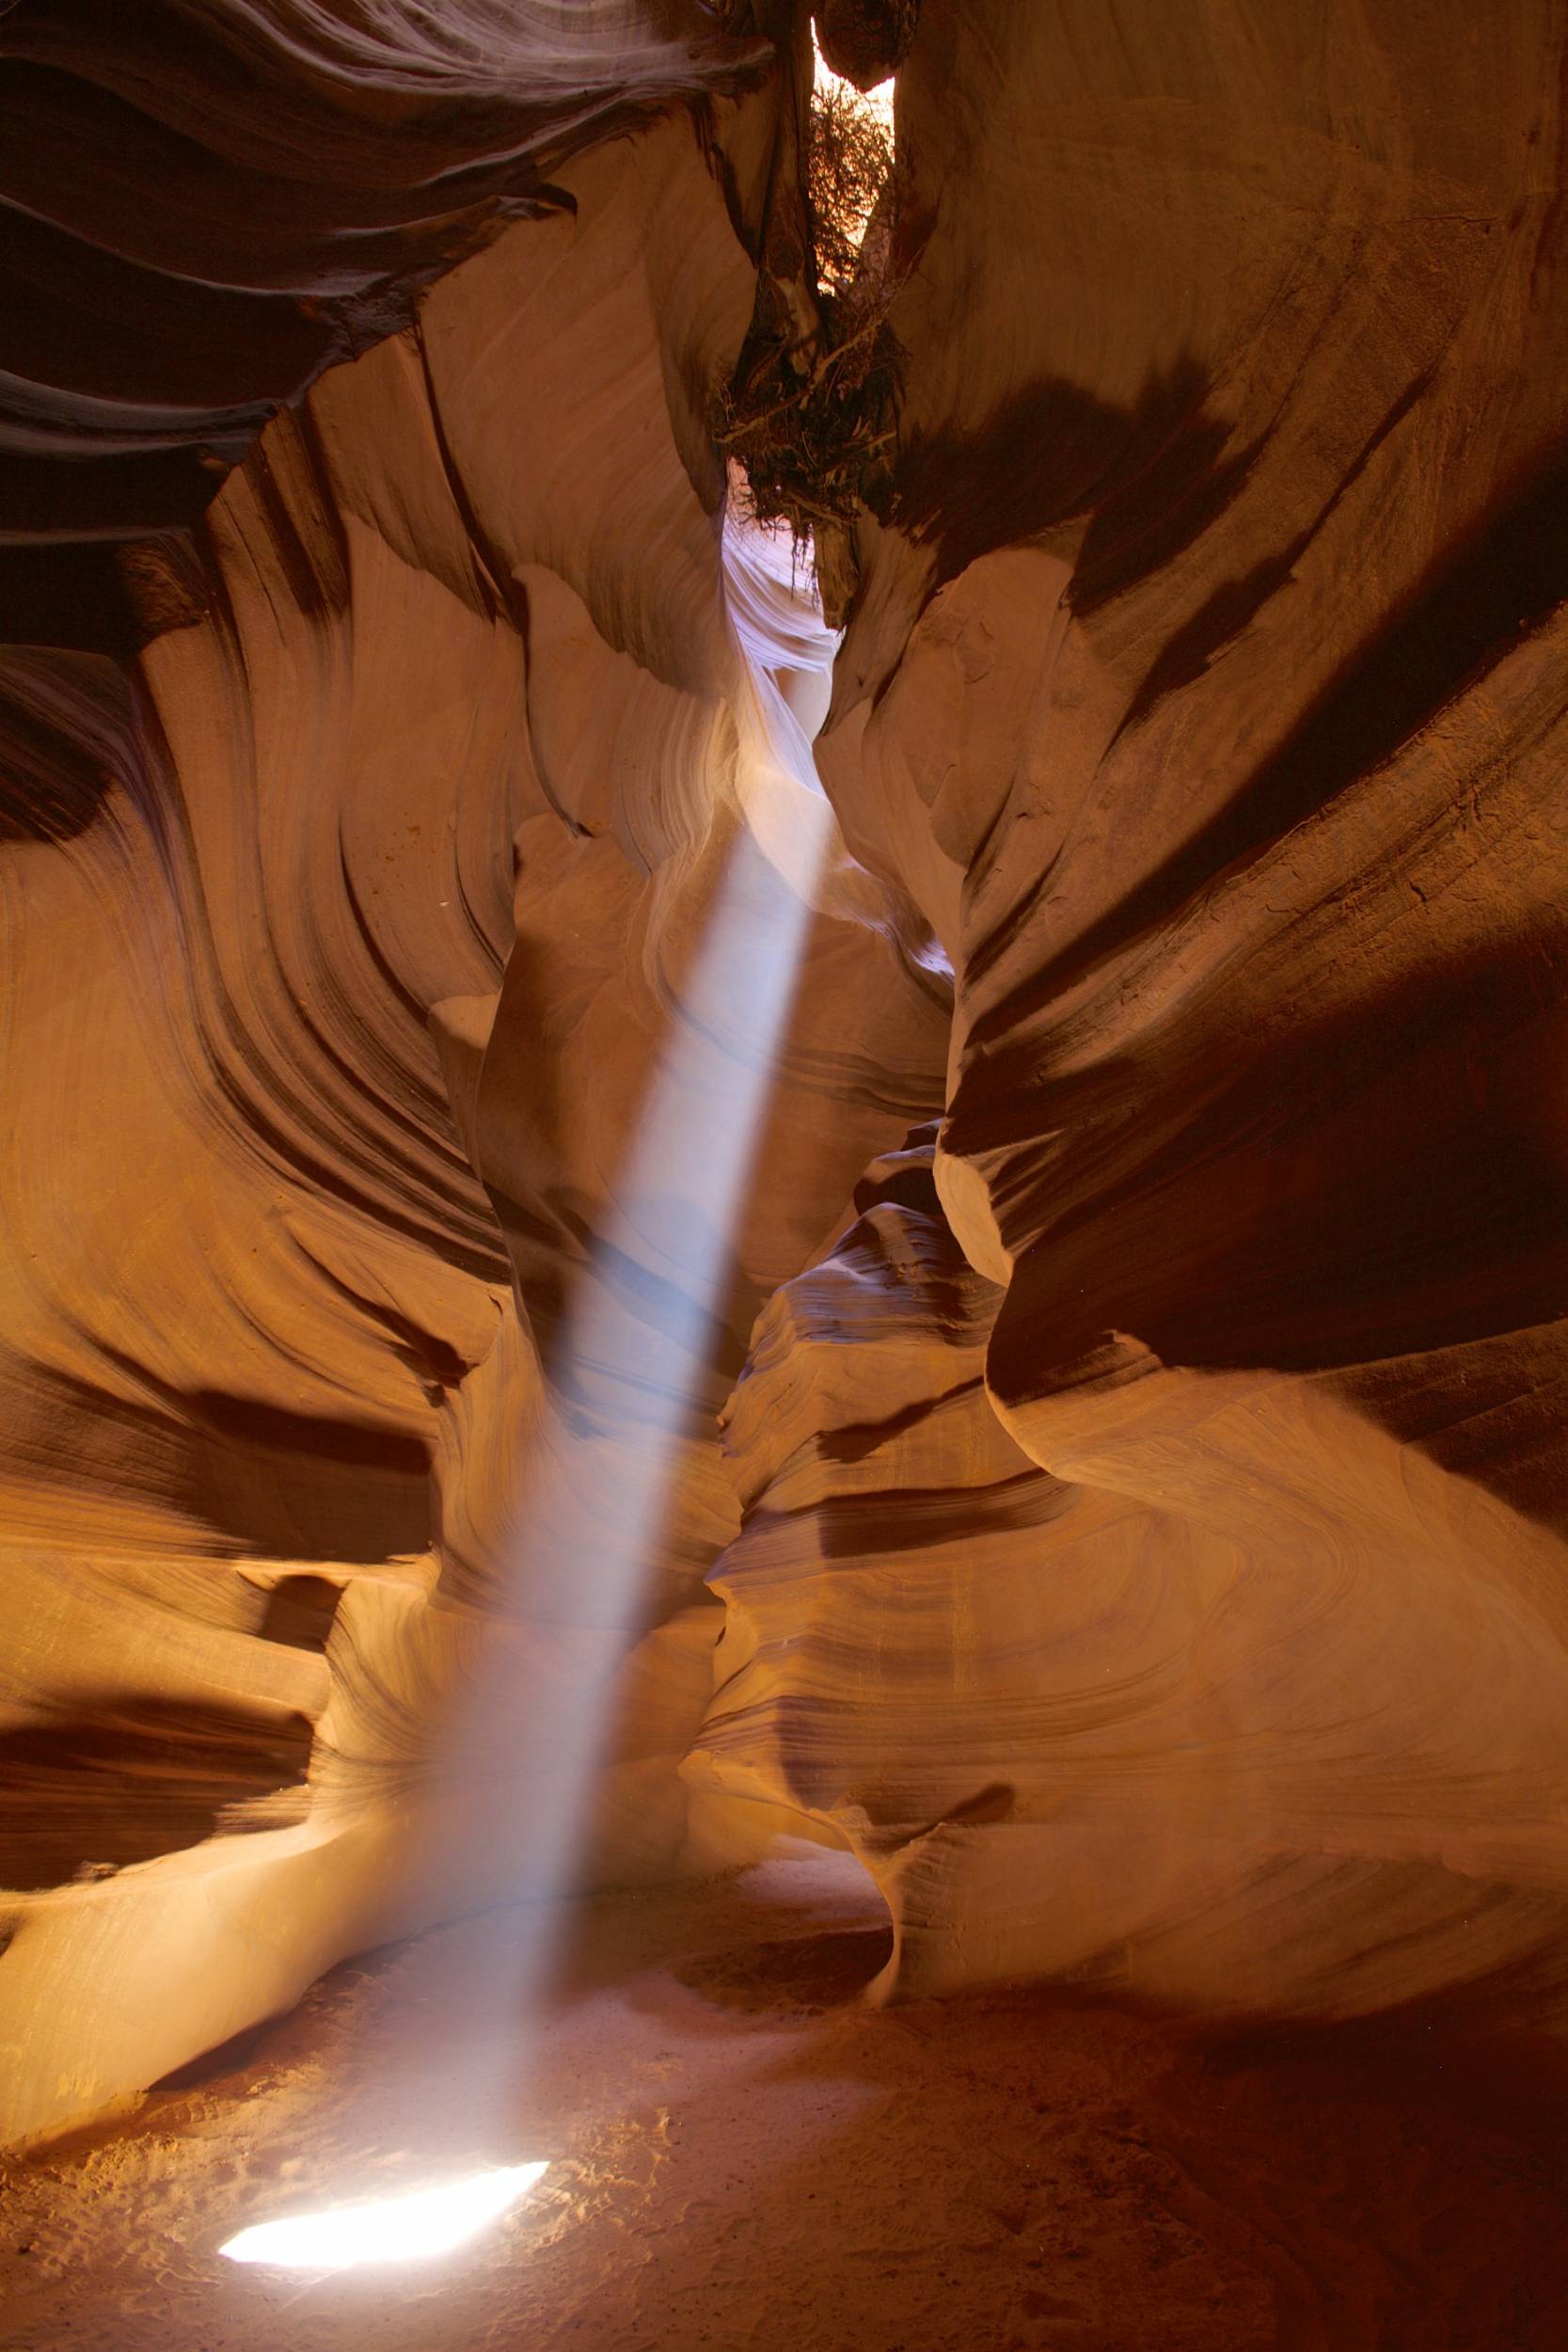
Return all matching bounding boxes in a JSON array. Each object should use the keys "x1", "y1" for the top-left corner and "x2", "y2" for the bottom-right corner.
[{"x1": 3, "y1": 1, "x2": 1568, "y2": 2345}]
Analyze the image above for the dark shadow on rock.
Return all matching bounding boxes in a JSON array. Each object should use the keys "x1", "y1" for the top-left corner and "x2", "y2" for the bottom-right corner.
[
  {"x1": 672, "y1": 1922, "x2": 895, "y2": 2010},
  {"x1": 892, "y1": 358, "x2": 1258, "y2": 601},
  {"x1": 0, "y1": 644, "x2": 145, "y2": 840},
  {"x1": 977, "y1": 431, "x2": 1568, "y2": 1041},
  {"x1": 0, "y1": 1694, "x2": 312, "y2": 1892},
  {"x1": 185, "y1": 1393, "x2": 433, "y2": 1565}
]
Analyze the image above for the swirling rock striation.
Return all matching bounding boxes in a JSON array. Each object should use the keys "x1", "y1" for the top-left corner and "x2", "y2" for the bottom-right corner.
[
  {"x1": 3, "y1": 0, "x2": 1568, "y2": 2149},
  {"x1": 768, "y1": 0, "x2": 1568, "y2": 2018},
  {"x1": 0, "y1": 1, "x2": 771, "y2": 572},
  {"x1": 0, "y1": 11, "x2": 947, "y2": 2145}
]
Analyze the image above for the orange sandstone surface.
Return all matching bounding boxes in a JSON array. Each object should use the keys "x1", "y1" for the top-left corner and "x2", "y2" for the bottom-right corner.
[{"x1": 2, "y1": 2, "x2": 1568, "y2": 2341}]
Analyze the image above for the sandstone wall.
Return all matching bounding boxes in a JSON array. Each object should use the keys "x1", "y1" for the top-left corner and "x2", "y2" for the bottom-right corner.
[{"x1": 3, "y1": 0, "x2": 1567, "y2": 2144}]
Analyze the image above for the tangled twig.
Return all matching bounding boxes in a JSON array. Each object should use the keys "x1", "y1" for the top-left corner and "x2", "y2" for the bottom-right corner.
[{"x1": 714, "y1": 75, "x2": 904, "y2": 573}]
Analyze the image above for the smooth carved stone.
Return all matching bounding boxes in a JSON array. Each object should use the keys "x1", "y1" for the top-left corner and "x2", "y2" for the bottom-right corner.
[
  {"x1": 814, "y1": 0, "x2": 920, "y2": 88},
  {"x1": 809, "y1": 0, "x2": 1568, "y2": 2020},
  {"x1": 0, "y1": 52, "x2": 946, "y2": 2145},
  {"x1": 4, "y1": 0, "x2": 1568, "y2": 2153},
  {"x1": 0, "y1": 0, "x2": 771, "y2": 586}
]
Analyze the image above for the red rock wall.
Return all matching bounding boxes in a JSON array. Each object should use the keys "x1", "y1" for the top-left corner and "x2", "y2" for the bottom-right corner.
[
  {"x1": 0, "y1": 13, "x2": 947, "y2": 2144},
  {"x1": 784, "y1": 0, "x2": 1568, "y2": 2011}
]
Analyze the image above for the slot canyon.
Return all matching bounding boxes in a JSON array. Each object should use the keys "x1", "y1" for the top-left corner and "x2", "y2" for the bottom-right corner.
[{"x1": 3, "y1": 2, "x2": 1568, "y2": 2344}]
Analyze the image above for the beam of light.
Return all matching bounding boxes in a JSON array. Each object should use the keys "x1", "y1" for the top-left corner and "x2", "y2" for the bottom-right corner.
[
  {"x1": 218, "y1": 2163, "x2": 548, "y2": 2271},
  {"x1": 425, "y1": 498, "x2": 837, "y2": 1979},
  {"x1": 220, "y1": 508, "x2": 841, "y2": 2265}
]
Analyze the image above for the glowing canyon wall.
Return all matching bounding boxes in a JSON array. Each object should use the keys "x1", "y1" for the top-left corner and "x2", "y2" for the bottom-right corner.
[{"x1": 3, "y1": 0, "x2": 1568, "y2": 2144}]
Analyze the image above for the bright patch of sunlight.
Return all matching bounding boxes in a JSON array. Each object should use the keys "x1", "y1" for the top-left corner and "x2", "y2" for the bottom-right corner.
[{"x1": 218, "y1": 2162, "x2": 548, "y2": 2271}]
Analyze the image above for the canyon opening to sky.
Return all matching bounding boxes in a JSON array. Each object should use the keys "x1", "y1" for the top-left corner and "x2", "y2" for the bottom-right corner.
[{"x1": 4, "y1": 4, "x2": 1568, "y2": 2348}]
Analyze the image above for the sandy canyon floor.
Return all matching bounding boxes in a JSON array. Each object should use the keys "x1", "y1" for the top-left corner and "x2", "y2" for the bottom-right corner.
[{"x1": 3, "y1": 1855, "x2": 1566, "y2": 2352}]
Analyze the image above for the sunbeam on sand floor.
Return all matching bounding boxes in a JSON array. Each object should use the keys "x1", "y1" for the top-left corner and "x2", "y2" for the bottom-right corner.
[
  {"x1": 5, "y1": 1851, "x2": 1568, "y2": 2352},
  {"x1": 218, "y1": 2163, "x2": 549, "y2": 2271}
]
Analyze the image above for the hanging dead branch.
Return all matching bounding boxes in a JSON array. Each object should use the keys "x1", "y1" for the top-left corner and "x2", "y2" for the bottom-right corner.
[{"x1": 714, "y1": 73, "x2": 905, "y2": 588}]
